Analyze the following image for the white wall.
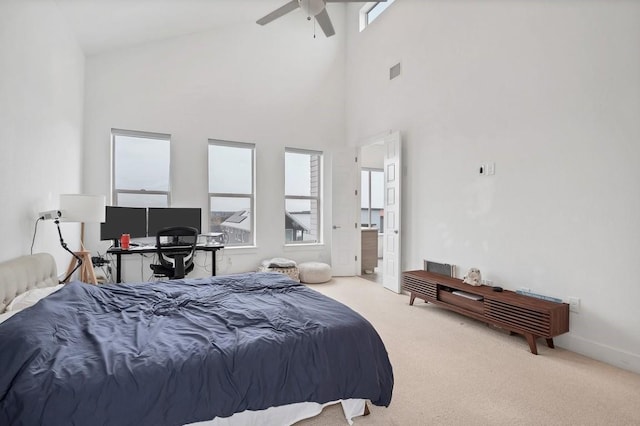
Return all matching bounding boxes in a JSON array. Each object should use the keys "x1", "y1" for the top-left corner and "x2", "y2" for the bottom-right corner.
[
  {"x1": 345, "y1": 0, "x2": 640, "y2": 373},
  {"x1": 0, "y1": 0, "x2": 85, "y2": 271},
  {"x1": 82, "y1": 11, "x2": 347, "y2": 280},
  {"x1": 8, "y1": 0, "x2": 635, "y2": 374},
  {"x1": 361, "y1": 143, "x2": 384, "y2": 169}
]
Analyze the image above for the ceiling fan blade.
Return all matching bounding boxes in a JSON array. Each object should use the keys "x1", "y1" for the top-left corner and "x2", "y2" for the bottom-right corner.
[
  {"x1": 256, "y1": 0, "x2": 300, "y2": 26},
  {"x1": 315, "y1": 8, "x2": 335, "y2": 37}
]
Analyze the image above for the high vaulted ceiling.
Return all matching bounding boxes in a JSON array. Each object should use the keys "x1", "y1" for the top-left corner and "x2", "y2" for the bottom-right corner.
[{"x1": 53, "y1": 0, "x2": 351, "y2": 55}]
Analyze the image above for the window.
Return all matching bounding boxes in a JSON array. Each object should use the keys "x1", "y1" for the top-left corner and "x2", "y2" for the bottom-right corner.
[
  {"x1": 285, "y1": 149, "x2": 322, "y2": 244},
  {"x1": 360, "y1": 0, "x2": 395, "y2": 31},
  {"x1": 361, "y1": 169, "x2": 384, "y2": 231},
  {"x1": 208, "y1": 140, "x2": 255, "y2": 247},
  {"x1": 112, "y1": 129, "x2": 170, "y2": 207}
]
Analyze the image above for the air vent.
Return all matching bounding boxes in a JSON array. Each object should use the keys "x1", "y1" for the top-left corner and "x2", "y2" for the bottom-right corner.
[{"x1": 390, "y1": 62, "x2": 401, "y2": 80}]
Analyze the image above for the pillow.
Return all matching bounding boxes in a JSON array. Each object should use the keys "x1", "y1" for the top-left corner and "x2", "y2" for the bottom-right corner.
[
  {"x1": 5, "y1": 284, "x2": 64, "y2": 312},
  {"x1": 268, "y1": 258, "x2": 297, "y2": 268}
]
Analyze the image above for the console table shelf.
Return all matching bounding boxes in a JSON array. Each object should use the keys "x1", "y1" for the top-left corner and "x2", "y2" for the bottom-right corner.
[{"x1": 402, "y1": 270, "x2": 570, "y2": 354}]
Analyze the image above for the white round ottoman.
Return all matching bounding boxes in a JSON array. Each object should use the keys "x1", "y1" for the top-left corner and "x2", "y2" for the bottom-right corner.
[{"x1": 298, "y1": 262, "x2": 332, "y2": 284}]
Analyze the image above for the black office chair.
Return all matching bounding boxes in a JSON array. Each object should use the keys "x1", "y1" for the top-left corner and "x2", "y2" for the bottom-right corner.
[{"x1": 150, "y1": 226, "x2": 199, "y2": 279}]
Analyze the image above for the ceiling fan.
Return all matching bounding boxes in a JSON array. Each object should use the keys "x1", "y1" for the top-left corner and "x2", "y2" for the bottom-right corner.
[{"x1": 257, "y1": 0, "x2": 386, "y2": 38}]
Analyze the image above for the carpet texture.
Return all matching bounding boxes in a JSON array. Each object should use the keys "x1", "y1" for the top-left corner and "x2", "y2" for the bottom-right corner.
[{"x1": 297, "y1": 276, "x2": 640, "y2": 425}]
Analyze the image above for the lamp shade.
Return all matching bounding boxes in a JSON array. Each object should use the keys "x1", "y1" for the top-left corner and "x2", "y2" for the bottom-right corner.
[{"x1": 59, "y1": 194, "x2": 106, "y2": 223}]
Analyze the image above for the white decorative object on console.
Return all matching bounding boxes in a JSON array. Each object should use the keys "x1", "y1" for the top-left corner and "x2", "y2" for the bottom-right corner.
[{"x1": 462, "y1": 268, "x2": 482, "y2": 286}]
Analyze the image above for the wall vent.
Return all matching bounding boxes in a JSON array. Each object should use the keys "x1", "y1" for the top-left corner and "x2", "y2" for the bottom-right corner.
[{"x1": 390, "y1": 62, "x2": 401, "y2": 80}]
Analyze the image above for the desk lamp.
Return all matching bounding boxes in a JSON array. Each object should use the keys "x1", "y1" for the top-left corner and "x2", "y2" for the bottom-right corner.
[{"x1": 59, "y1": 194, "x2": 106, "y2": 284}]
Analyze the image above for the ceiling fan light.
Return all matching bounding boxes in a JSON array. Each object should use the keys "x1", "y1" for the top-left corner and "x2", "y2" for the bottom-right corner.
[{"x1": 299, "y1": 0, "x2": 325, "y2": 17}]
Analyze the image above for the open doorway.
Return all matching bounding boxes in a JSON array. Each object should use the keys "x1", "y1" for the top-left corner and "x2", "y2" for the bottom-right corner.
[
  {"x1": 331, "y1": 131, "x2": 401, "y2": 289},
  {"x1": 359, "y1": 142, "x2": 385, "y2": 284}
]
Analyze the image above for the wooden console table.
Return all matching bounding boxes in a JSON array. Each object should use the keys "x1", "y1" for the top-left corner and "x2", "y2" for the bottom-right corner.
[{"x1": 402, "y1": 270, "x2": 570, "y2": 354}]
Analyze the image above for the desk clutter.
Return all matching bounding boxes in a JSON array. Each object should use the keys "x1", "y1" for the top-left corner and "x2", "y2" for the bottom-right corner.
[{"x1": 107, "y1": 243, "x2": 223, "y2": 283}]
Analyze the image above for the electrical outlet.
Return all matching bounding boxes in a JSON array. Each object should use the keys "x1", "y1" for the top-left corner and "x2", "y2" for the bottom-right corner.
[{"x1": 568, "y1": 297, "x2": 580, "y2": 313}]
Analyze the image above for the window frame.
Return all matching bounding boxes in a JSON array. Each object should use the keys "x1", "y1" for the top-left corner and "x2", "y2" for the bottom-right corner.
[
  {"x1": 111, "y1": 128, "x2": 171, "y2": 207},
  {"x1": 285, "y1": 148, "x2": 323, "y2": 245},
  {"x1": 359, "y1": 0, "x2": 395, "y2": 31},
  {"x1": 208, "y1": 139, "x2": 256, "y2": 248}
]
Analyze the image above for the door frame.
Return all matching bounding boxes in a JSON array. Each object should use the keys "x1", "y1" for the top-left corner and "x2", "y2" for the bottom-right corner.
[{"x1": 356, "y1": 130, "x2": 402, "y2": 292}]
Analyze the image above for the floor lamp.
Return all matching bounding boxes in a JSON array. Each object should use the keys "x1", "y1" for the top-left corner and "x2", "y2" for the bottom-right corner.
[{"x1": 59, "y1": 194, "x2": 106, "y2": 285}]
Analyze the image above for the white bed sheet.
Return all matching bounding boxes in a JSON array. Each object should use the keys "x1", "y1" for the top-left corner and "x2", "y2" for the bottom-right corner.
[
  {"x1": 0, "y1": 284, "x2": 63, "y2": 323},
  {"x1": 189, "y1": 398, "x2": 365, "y2": 426},
  {"x1": 0, "y1": 309, "x2": 20, "y2": 324}
]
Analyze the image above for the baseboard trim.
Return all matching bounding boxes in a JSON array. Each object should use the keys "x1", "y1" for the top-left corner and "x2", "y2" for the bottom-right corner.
[{"x1": 556, "y1": 334, "x2": 640, "y2": 375}]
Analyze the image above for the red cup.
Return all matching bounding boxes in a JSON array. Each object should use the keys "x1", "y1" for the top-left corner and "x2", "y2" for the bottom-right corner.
[{"x1": 120, "y1": 233, "x2": 130, "y2": 249}]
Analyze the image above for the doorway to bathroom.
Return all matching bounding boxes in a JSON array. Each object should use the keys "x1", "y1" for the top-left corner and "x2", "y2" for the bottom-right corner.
[{"x1": 359, "y1": 144, "x2": 385, "y2": 284}]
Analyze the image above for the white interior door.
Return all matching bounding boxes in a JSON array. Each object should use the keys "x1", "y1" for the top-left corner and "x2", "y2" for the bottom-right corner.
[
  {"x1": 331, "y1": 148, "x2": 358, "y2": 276},
  {"x1": 382, "y1": 132, "x2": 402, "y2": 293}
]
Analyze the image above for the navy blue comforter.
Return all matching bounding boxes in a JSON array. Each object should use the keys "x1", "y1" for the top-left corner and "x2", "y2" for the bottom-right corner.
[{"x1": 0, "y1": 273, "x2": 393, "y2": 425}]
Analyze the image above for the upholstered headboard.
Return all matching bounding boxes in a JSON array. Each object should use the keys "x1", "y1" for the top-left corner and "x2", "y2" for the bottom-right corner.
[{"x1": 0, "y1": 253, "x2": 58, "y2": 313}]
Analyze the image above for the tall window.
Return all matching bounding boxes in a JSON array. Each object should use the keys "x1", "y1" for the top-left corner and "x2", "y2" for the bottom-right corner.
[
  {"x1": 285, "y1": 149, "x2": 322, "y2": 244},
  {"x1": 361, "y1": 169, "x2": 384, "y2": 231},
  {"x1": 208, "y1": 140, "x2": 255, "y2": 247},
  {"x1": 112, "y1": 129, "x2": 170, "y2": 207}
]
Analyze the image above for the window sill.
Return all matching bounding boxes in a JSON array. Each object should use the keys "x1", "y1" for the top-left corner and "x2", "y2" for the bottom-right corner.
[
  {"x1": 283, "y1": 243, "x2": 325, "y2": 251},
  {"x1": 223, "y1": 246, "x2": 258, "y2": 255}
]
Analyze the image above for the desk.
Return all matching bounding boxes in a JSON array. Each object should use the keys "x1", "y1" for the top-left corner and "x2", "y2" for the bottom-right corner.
[{"x1": 107, "y1": 244, "x2": 224, "y2": 283}]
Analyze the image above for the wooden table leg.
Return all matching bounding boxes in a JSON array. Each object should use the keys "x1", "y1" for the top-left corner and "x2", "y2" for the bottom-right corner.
[
  {"x1": 525, "y1": 333, "x2": 538, "y2": 355},
  {"x1": 64, "y1": 256, "x2": 78, "y2": 282},
  {"x1": 64, "y1": 251, "x2": 97, "y2": 285},
  {"x1": 409, "y1": 293, "x2": 416, "y2": 305},
  {"x1": 546, "y1": 338, "x2": 555, "y2": 349},
  {"x1": 81, "y1": 252, "x2": 98, "y2": 284}
]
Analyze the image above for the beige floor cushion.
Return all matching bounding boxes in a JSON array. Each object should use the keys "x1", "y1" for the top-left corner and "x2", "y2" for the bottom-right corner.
[{"x1": 298, "y1": 262, "x2": 332, "y2": 284}]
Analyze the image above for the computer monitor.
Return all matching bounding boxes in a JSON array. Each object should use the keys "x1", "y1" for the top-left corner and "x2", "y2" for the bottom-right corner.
[
  {"x1": 147, "y1": 207, "x2": 202, "y2": 237},
  {"x1": 100, "y1": 206, "x2": 147, "y2": 245}
]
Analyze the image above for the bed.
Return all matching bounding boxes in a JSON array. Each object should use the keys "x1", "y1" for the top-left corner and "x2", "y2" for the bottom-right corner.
[{"x1": 0, "y1": 253, "x2": 393, "y2": 425}]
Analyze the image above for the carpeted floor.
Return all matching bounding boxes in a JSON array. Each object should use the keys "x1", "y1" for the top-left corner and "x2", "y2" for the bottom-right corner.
[{"x1": 297, "y1": 276, "x2": 640, "y2": 425}]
